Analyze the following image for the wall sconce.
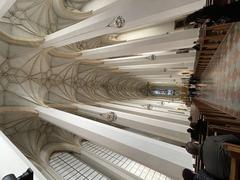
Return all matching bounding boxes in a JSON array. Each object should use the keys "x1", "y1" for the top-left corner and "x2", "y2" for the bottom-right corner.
[{"x1": 146, "y1": 54, "x2": 157, "y2": 61}]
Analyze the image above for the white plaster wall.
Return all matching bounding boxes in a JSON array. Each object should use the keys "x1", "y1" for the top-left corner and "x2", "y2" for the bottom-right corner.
[
  {"x1": 0, "y1": 131, "x2": 46, "y2": 180},
  {"x1": 0, "y1": 0, "x2": 15, "y2": 18}
]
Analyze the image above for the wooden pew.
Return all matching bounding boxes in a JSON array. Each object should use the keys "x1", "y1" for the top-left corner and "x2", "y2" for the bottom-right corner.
[
  {"x1": 224, "y1": 143, "x2": 240, "y2": 180},
  {"x1": 208, "y1": 124, "x2": 240, "y2": 137}
]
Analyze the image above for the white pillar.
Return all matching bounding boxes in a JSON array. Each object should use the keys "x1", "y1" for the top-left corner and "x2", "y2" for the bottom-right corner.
[
  {"x1": 102, "y1": 52, "x2": 196, "y2": 65},
  {"x1": 111, "y1": 100, "x2": 190, "y2": 116},
  {"x1": 44, "y1": 0, "x2": 204, "y2": 47},
  {"x1": 36, "y1": 106, "x2": 193, "y2": 179},
  {"x1": 75, "y1": 103, "x2": 189, "y2": 144},
  {"x1": 95, "y1": 102, "x2": 189, "y2": 125},
  {"x1": 78, "y1": 29, "x2": 199, "y2": 60}
]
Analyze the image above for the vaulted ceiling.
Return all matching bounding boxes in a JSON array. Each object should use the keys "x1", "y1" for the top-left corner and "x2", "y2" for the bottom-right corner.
[
  {"x1": 0, "y1": 0, "x2": 205, "y2": 107},
  {"x1": 0, "y1": 0, "x2": 205, "y2": 179}
]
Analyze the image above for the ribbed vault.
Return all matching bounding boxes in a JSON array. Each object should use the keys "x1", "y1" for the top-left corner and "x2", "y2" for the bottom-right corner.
[
  {"x1": 0, "y1": 1, "x2": 147, "y2": 178},
  {"x1": 0, "y1": 0, "x2": 201, "y2": 179}
]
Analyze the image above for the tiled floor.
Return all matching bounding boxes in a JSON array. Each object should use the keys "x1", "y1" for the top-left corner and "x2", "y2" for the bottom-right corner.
[
  {"x1": 81, "y1": 141, "x2": 171, "y2": 180},
  {"x1": 199, "y1": 22, "x2": 240, "y2": 118},
  {"x1": 49, "y1": 152, "x2": 110, "y2": 180}
]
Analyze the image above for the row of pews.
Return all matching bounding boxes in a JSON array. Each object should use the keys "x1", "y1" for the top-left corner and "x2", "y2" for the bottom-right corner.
[{"x1": 194, "y1": 23, "x2": 232, "y2": 78}]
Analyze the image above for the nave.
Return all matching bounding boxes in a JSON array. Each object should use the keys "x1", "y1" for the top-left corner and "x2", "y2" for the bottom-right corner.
[{"x1": 0, "y1": 1, "x2": 240, "y2": 180}]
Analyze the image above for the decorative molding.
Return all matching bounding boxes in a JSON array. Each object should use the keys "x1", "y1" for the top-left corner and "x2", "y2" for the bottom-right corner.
[
  {"x1": 106, "y1": 16, "x2": 126, "y2": 28},
  {"x1": 99, "y1": 111, "x2": 117, "y2": 122}
]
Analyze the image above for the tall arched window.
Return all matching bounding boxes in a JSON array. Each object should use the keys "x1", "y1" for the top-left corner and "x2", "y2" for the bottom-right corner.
[{"x1": 49, "y1": 152, "x2": 110, "y2": 180}]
